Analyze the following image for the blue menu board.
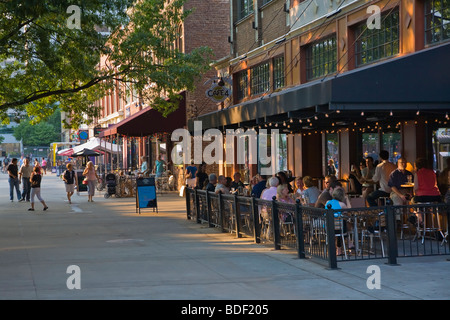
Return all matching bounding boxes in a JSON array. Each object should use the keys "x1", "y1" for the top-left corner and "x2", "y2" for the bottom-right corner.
[{"x1": 136, "y1": 177, "x2": 157, "y2": 214}]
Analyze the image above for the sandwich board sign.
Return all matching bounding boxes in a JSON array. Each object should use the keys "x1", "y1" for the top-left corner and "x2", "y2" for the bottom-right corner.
[{"x1": 136, "y1": 177, "x2": 157, "y2": 214}]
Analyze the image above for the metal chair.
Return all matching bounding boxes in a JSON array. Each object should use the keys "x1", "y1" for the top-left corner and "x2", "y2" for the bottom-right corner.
[
  {"x1": 361, "y1": 212, "x2": 386, "y2": 257},
  {"x1": 412, "y1": 203, "x2": 444, "y2": 244},
  {"x1": 333, "y1": 215, "x2": 348, "y2": 259}
]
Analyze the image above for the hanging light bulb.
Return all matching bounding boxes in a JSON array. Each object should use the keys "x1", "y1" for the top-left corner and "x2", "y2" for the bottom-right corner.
[
  {"x1": 390, "y1": 110, "x2": 393, "y2": 116},
  {"x1": 361, "y1": 111, "x2": 364, "y2": 116},
  {"x1": 416, "y1": 110, "x2": 420, "y2": 115}
]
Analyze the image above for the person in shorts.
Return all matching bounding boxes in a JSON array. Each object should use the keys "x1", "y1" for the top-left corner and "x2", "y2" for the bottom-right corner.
[{"x1": 62, "y1": 163, "x2": 78, "y2": 204}]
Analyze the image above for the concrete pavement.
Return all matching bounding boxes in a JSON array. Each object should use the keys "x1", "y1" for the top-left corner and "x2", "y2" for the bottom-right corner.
[{"x1": 0, "y1": 172, "x2": 449, "y2": 300}]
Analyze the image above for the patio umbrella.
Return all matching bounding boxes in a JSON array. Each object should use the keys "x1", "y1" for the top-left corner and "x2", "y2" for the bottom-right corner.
[{"x1": 71, "y1": 148, "x2": 101, "y2": 157}]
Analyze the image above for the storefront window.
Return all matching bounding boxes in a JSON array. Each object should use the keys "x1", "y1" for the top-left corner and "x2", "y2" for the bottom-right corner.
[
  {"x1": 326, "y1": 133, "x2": 339, "y2": 175},
  {"x1": 273, "y1": 56, "x2": 285, "y2": 90},
  {"x1": 425, "y1": 0, "x2": 450, "y2": 45},
  {"x1": 382, "y1": 131, "x2": 401, "y2": 164},
  {"x1": 433, "y1": 128, "x2": 450, "y2": 171},
  {"x1": 362, "y1": 133, "x2": 380, "y2": 161},
  {"x1": 355, "y1": 9, "x2": 399, "y2": 66},
  {"x1": 250, "y1": 62, "x2": 270, "y2": 95},
  {"x1": 306, "y1": 35, "x2": 337, "y2": 80}
]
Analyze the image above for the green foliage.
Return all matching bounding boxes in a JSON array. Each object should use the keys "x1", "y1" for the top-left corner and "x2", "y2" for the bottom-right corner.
[
  {"x1": 13, "y1": 109, "x2": 62, "y2": 146},
  {"x1": 0, "y1": 0, "x2": 213, "y2": 127}
]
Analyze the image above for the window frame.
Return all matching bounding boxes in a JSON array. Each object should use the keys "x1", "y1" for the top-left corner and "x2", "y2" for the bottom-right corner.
[
  {"x1": 425, "y1": 0, "x2": 450, "y2": 45},
  {"x1": 354, "y1": 8, "x2": 400, "y2": 67},
  {"x1": 305, "y1": 35, "x2": 337, "y2": 81},
  {"x1": 250, "y1": 62, "x2": 270, "y2": 96}
]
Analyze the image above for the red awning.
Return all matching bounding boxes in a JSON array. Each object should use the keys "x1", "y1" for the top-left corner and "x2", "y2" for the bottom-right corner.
[{"x1": 100, "y1": 92, "x2": 186, "y2": 137}]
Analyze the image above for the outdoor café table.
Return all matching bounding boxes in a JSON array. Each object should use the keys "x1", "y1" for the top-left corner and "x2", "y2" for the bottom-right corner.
[
  {"x1": 401, "y1": 183, "x2": 415, "y2": 200},
  {"x1": 401, "y1": 183, "x2": 414, "y2": 192}
]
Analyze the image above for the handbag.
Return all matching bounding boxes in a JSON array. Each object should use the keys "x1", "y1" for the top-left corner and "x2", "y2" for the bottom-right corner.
[{"x1": 82, "y1": 178, "x2": 88, "y2": 185}]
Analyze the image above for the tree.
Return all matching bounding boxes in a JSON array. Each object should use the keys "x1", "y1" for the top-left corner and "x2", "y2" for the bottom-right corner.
[
  {"x1": 0, "y1": 0, "x2": 213, "y2": 128},
  {"x1": 13, "y1": 109, "x2": 61, "y2": 146}
]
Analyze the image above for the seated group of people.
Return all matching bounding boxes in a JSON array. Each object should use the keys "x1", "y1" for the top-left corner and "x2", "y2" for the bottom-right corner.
[
  {"x1": 348, "y1": 150, "x2": 448, "y2": 207},
  {"x1": 186, "y1": 150, "x2": 450, "y2": 211}
]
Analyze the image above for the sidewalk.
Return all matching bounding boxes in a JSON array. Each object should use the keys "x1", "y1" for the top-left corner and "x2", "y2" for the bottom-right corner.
[{"x1": 0, "y1": 173, "x2": 449, "y2": 300}]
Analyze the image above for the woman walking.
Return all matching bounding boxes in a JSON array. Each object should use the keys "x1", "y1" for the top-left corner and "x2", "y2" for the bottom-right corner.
[
  {"x1": 62, "y1": 163, "x2": 78, "y2": 204},
  {"x1": 83, "y1": 161, "x2": 99, "y2": 202},
  {"x1": 28, "y1": 166, "x2": 48, "y2": 211}
]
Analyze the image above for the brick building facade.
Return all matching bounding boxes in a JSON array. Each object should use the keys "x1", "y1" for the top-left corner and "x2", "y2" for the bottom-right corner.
[
  {"x1": 193, "y1": 0, "x2": 450, "y2": 184},
  {"x1": 92, "y1": 0, "x2": 230, "y2": 189}
]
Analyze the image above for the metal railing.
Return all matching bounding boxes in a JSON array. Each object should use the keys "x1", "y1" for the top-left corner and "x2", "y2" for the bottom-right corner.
[{"x1": 186, "y1": 188, "x2": 450, "y2": 269}]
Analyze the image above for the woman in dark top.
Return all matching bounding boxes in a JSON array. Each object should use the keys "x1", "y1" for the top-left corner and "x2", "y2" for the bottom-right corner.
[{"x1": 29, "y1": 166, "x2": 48, "y2": 211}]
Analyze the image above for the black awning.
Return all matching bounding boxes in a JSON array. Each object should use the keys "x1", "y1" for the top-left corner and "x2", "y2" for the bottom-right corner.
[
  {"x1": 100, "y1": 92, "x2": 186, "y2": 137},
  {"x1": 190, "y1": 42, "x2": 450, "y2": 132}
]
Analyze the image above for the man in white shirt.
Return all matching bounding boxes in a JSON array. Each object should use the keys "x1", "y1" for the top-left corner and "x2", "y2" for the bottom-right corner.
[
  {"x1": 261, "y1": 177, "x2": 279, "y2": 201},
  {"x1": 366, "y1": 150, "x2": 396, "y2": 206},
  {"x1": 215, "y1": 175, "x2": 228, "y2": 194},
  {"x1": 19, "y1": 158, "x2": 33, "y2": 202}
]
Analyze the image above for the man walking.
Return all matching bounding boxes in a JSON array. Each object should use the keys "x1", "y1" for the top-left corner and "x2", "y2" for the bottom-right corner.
[
  {"x1": 19, "y1": 158, "x2": 33, "y2": 202},
  {"x1": 7, "y1": 158, "x2": 21, "y2": 202}
]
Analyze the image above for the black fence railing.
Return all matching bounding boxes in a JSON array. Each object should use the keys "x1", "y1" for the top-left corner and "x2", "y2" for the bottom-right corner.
[{"x1": 186, "y1": 188, "x2": 450, "y2": 269}]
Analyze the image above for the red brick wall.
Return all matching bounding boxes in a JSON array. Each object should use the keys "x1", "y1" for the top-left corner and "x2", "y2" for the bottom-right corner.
[
  {"x1": 260, "y1": 0, "x2": 290, "y2": 45},
  {"x1": 184, "y1": 0, "x2": 231, "y2": 118}
]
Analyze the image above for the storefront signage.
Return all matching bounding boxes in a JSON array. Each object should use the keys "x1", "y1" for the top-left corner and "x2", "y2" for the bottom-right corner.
[
  {"x1": 136, "y1": 177, "x2": 158, "y2": 214},
  {"x1": 205, "y1": 84, "x2": 231, "y2": 103}
]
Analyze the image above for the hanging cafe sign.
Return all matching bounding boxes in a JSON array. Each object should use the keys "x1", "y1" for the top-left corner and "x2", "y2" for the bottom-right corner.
[{"x1": 205, "y1": 76, "x2": 232, "y2": 103}]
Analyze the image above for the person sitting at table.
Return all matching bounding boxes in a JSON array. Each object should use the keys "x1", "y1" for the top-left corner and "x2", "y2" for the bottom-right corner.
[
  {"x1": 438, "y1": 157, "x2": 450, "y2": 204},
  {"x1": 388, "y1": 157, "x2": 414, "y2": 205},
  {"x1": 225, "y1": 177, "x2": 233, "y2": 192},
  {"x1": 215, "y1": 175, "x2": 229, "y2": 194},
  {"x1": 315, "y1": 175, "x2": 338, "y2": 208},
  {"x1": 277, "y1": 184, "x2": 295, "y2": 223},
  {"x1": 294, "y1": 176, "x2": 304, "y2": 195},
  {"x1": 139, "y1": 156, "x2": 148, "y2": 175},
  {"x1": 261, "y1": 177, "x2": 279, "y2": 201},
  {"x1": 205, "y1": 173, "x2": 217, "y2": 192},
  {"x1": 366, "y1": 150, "x2": 397, "y2": 207},
  {"x1": 277, "y1": 184, "x2": 295, "y2": 204},
  {"x1": 301, "y1": 176, "x2": 321, "y2": 204},
  {"x1": 412, "y1": 157, "x2": 442, "y2": 203},
  {"x1": 348, "y1": 162, "x2": 363, "y2": 195},
  {"x1": 251, "y1": 175, "x2": 268, "y2": 198},
  {"x1": 231, "y1": 172, "x2": 245, "y2": 190},
  {"x1": 356, "y1": 157, "x2": 376, "y2": 202},
  {"x1": 325, "y1": 187, "x2": 350, "y2": 256},
  {"x1": 276, "y1": 171, "x2": 293, "y2": 193}
]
